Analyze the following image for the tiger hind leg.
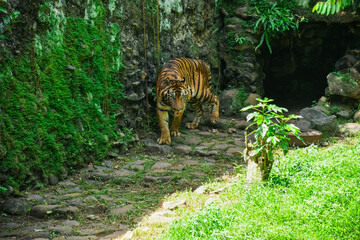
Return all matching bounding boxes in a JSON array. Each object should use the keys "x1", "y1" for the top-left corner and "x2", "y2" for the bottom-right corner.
[{"x1": 186, "y1": 102, "x2": 203, "y2": 129}]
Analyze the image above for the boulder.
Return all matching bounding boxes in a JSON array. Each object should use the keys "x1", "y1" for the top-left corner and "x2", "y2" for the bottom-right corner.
[
  {"x1": 335, "y1": 55, "x2": 357, "y2": 71},
  {"x1": 300, "y1": 107, "x2": 328, "y2": 120},
  {"x1": 327, "y1": 73, "x2": 360, "y2": 100},
  {"x1": 300, "y1": 107, "x2": 338, "y2": 135},
  {"x1": 244, "y1": 93, "x2": 260, "y2": 106},
  {"x1": 219, "y1": 89, "x2": 237, "y2": 116},
  {"x1": 143, "y1": 139, "x2": 172, "y2": 155},
  {"x1": 339, "y1": 123, "x2": 360, "y2": 136},
  {"x1": 1, "y1": 198, "x2": 32, "y2": 215},
  {"x1": 311, "y1": 115, "x2": 338, "y2": 135},
  {"x1": 354, "y1": 111, "x2": 360, "y2": 122}
]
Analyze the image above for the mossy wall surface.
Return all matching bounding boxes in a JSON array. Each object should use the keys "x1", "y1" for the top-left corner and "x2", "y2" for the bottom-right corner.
[{"x1": 0, "y1": 0, "x2": 128, "y2": 191}]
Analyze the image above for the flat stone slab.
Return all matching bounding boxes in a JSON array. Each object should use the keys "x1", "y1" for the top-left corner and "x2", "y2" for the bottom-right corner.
[
  {"x1": 288, "y1": 129, "x2": 322, "y2": 147},
  {"x1": 151, "y1": 161, "x2": 172, "y2": 170},
  {"x1": 173, "y1": 144, "x2": 192, "y2": 154},
  {"x1": 30, "y1": 205, "x2": 61, "y2": 218}
]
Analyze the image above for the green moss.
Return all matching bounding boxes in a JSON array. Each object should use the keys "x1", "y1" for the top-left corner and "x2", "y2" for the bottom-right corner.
[{"x1": 0, "y1": 1, "x2": 129, "y2": 190}]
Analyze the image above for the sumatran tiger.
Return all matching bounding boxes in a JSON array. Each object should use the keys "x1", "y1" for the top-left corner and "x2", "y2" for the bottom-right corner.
[{"x1": 156, "y1": 57, "x2": 220, "y2": 145}]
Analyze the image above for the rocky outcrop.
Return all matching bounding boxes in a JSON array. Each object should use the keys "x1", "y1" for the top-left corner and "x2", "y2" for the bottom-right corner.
[{"x1": 300, "y1": 107, "x2": 339, "y2": 135}]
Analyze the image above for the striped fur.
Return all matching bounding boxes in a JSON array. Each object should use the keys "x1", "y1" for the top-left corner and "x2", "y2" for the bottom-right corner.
[{"x1": 156, "y1": 57, "x2": 219, "y2": 145}]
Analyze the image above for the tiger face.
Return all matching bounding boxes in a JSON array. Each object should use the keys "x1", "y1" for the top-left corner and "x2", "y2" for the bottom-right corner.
[{"x1": 166, "y1": 79, "x2": 190, "y2": 112}]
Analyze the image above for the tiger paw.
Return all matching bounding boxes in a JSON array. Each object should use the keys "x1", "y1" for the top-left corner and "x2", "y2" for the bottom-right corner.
[
  {"x1": 157, "y1": 137, "x2": 171, "y2": 145},
  {"x1": 186, "y1": 122, "x2": 199, "y2": 129},
  {"x1": 210, "y1": 112, "x2": 219, "y2": 124},
  {"x1": 171, "y1": 131, "x2": 181, "y2": 137}
]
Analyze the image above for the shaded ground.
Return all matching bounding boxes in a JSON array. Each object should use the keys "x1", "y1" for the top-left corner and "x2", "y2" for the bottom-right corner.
[{"x1": 0, "y1": 116, "x2": 249, "y2": 240}]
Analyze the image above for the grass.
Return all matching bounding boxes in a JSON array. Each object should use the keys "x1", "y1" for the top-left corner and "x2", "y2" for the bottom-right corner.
[{"x1": 157, "y1": 136, "x2": 360, "y2": 240}]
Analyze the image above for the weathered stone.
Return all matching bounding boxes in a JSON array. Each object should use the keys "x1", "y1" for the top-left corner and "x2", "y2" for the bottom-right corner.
[
  {"x1": 173, "y1": 144, "x2": 192, "y2": 154},
  {"x1": 67, "y1": 198, "x2": 84, "y2": 207},
  {"x1": 354, "y1": 111, "x2": 360, "y2": 122},
  {"x1": 195, "y1": 149, "x2": 219, "y2": 156},
  {"x1": 30, "y1": 205, "x2": 60, "y2": 218},
  {"x1": 58, "y1": 181, "x2": 76, "y2": 187},
  {"x1": 339, "y1": 123, "x2": 360, "y2": 136},
  {"x1": 27, "y1": 194, "x2": 43, "y2": 203},
  {"x1": 48, "y1": 225, "x2": 73, "y2": 236},
  {"x1": 295, "y1": 119, "x2": 312, "y2": 131},
  {"x1": 144, "y1": 176, "x2": 173, "y2": 183},
  {"x1": 300, "y1": 107, "x2": 328, "y2": 120},
  {"x1": 151, "y1": 161, "x2": 172, "y2": 170},
  {"x1": 143, "y1": 139, "x2": 172, "y2": 155},
  {"x1": 234, "y1": 120, "x2": 250, "y2": 129},
  {"x1": 225, "y1": 147, "x2": 244, "y2": 157},
  {"x1": 48, "y1": 174, "x2": 59, "y2": 186},
  {"x1": 53, "y1": 206, "x2": 80, "y2": 218},
  {"x1": 104, "y1": 160, "x2": 114, "y2": 168},
  {"x1": 219, "y1": 89, "x2": 238, "y2": 116},
  {"x1": 113, "y1": 169, "x2": 136, "y2": 177},
  {"x1": 84, "y1": 196, "x2": 99, "y2": 204},
  {"x1": 162, "y1": 199, "x2": 186, "y2": 210},
  {"x1": 244, "y1": 93, "x2": 260, "y2": 106},
  {"x1": 1, "y1": 198, "x2": 32, "y2": 215},
  {"x1": 112, "y1": 205, "x2": 134, "y2": 217},
  {"x1": 68, "y1": 187, "x2": 82, "y2": 193},
  {"x1": 312, "y1": 106, "x2": 331, "y2": 115},
  {"x1": 288, "y1": 129, "x2": 322, "y2": 147},
  {"x1": 312, "y1": 115, "x2": 338, "y2": 135},
  {"x1": 336, "y1": 110, "x2": 352, "y2": 119},
  {"x1": 335, "y1": 54, "x2": 358, "y2": 70},
  {"x1": 317, "y1": 96, "x2": 328, "y2": 106},
  {"x1": 63, "y1": 220, "x2": 80, "y2": 226},
  {"x1": 212, "y1": 144, "x2": 229, "y2": 150},
  {"x1": 183, "y1": 160, "x2": 201, "y2": 166},
  {"x1": 85, "y1": 204, "x2": 106, "y2": 215},
  {"x1": 327, "y1": 73, "x2": 360, "y2": 100}
]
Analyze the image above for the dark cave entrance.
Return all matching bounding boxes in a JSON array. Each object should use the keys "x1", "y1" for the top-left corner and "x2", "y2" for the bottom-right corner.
[{"x1": 262, "y1": 22, "x2": 358, "y2": 111}]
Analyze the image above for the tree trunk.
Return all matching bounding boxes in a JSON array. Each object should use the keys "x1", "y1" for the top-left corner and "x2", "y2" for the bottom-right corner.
[{"x1": 243, "y1": 144, "x2": 273, "y2": 183}]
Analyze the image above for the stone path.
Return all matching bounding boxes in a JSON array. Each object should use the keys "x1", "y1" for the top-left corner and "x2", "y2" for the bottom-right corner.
[{"x1": 0, "y1": 117, "x2": 249, "y2": 240}]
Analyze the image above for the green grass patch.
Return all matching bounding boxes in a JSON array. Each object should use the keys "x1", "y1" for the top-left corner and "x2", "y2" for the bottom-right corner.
[{"x1": 162, "y1": 138, "x2": 360, "y2": 239}]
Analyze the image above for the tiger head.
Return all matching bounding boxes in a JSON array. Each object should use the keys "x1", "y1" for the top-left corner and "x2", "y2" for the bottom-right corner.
[{"x1": 164, "y1": 77, "x2": 190, "y2": 112}]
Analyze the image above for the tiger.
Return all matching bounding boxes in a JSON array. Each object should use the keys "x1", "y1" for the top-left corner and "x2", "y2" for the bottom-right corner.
[{"x1": 156, "y1": 57, "x2": 220, "y2": 145}]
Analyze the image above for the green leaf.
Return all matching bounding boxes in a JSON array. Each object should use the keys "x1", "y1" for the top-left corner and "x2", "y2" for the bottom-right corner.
[
  {"x1": 326, "y1": 3, "x2": 332, "y2": 15},
  {"x1": 335, "y1": 1, "x2": 340, "y2": 12},
  {"x1": 321, "y1": 3, "x2": 328, "y2": 14},
  {"x1": 0, "y1": 7, "x2": 7, "y2": 14}
]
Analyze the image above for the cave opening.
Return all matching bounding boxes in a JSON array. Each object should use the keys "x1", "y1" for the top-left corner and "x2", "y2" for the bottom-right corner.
[{"x1": 262, "y1": 22, "x2": 357, "y2": 111}]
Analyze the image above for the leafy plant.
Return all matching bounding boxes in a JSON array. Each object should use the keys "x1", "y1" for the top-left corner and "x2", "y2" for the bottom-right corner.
[
  {"x1": 332, "y1": 71, "x2": 358, "y2": 86},
  {"x1": 241, "y1": 98, "x2": 303, "y2": 181},
  {"x1": 0, "y1": 0, "x2": 20, "y2": 39},
  {"x1": 252, "y1": 1, "x2": 300, "y2": 54},
  {"x1": 312, "y1": 0, "x2": 360, "y2": 15}
]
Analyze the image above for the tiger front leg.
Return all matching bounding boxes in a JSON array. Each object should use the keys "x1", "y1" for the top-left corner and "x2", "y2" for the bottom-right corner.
[
  {"x1": 186, "y1": 102, "x2": 203, "y2": 129},
  {"x1": 157, "y1": 108, "x2": 171, "y2": 145},
  {"x1": 170, "y1": 110, "x2": 184, "y2": 137}
]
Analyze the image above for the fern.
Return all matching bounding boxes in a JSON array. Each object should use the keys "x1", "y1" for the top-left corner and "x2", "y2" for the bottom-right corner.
[
  {"x1": 254, "y1": 1, "x2": 299, "y2": 54},
  {"x1": 312, "y1": 0, "x2": 360, "y2": 15}
]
